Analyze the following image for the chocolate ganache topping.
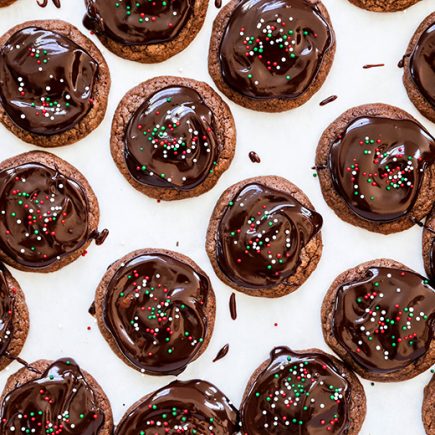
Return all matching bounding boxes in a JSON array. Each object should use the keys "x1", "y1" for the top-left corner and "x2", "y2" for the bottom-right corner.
[
  {"x1": 0, "y1": 162, "x2": 90, "y2": 269},
  {"x1": 332, "y1": 267, "x2": 435, "y2": 374},
  {"x1": 219, "y1": 0, "x2": 334, "y2": 99},
  {"x1": 103, "y1": 253, "x2": 211, "y2": 375},
  {"x1": 0, "y1": 27, "x2": 98, "y2": 135},
  {"x1": 115, "y1": 380, "x2": 239, "y2": 434},
  {"x1": 216, "y1": 183, "x2": 322, "y2": 289},
  {"x1": 83, "y1": 0, "x2": 193, "y2": 45},
  {"x1": 410, "y1": 22, "x2": 435, "y2": 106},
  {"x1": 241, "y1": 347, "x2": 352, "y2": 434},
  {"x1": 0, "y1": 265, "x2": 14, "y2": 357},
  {"x1": 124, "y1": 86, "x2": 219, "y2": 191},
  {"x1": 0, "y1": 358, "x2": 105, "y2": 435},
  {"x1": 329, "y1": 116, "x2": 435, "y2": 223}
]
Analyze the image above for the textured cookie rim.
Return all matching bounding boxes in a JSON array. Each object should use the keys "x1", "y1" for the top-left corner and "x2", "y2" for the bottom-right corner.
[
  {"x1": 321, "y1": 258, "x2": 435, "y2": 382},
  {"x1": 315, "y1": 103, "x2": 435, "y2": 235},
  {"x1": 403, "y1": 12, "x2": 435, "y2": 124},
  {"x1": 208, "y1": 0, "x2": 336, "y2": 112},
  {"x1": 347, "y1": 0, "x2": 420, "y2": 12},
  {"x1": 0, "y1": 19, "x2": 111, "y2": 147},
  {"x1": 110, "y1": 76, "x2": 236, "y2": 201},
  {"x1": 0, "y1": 151, "x2": 100, "y2": 273},
  {"x1": 0, "y1": 265, "x2": 29, "y2": 371},
  {"x1": 240, "y1": 347, "x2": 367, "y2": 434},
  {"x1": 94, "y1": 248, "x2": 216, "y2": 376},
  {"x1": 205, "y1": 175, "x2": 323, "y2": 297}
]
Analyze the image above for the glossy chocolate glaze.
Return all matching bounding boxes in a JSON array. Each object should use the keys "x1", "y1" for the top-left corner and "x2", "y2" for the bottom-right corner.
[
  {"x1": 219, "y1": 0, "x2": 334, "y2": 99},
  {"x1": 0, "y1": 265, "x2": 14, "y2": 357},
  {"x1": 103, "y1": 253, "x2": 211, "y2": 375},
  {"x1": 329, "y1": 116, "x2": 435, "y2": 223},
  {"x1": 216, "y1": 183, "x2": 322, "y2": 289},
  {"x1": 115, "y1": 379, "x2": 239, "y2": 434},
  {"x1": 410, "y1": 23, "x2": 435, "y2": 106},
  {"x1": 332, "y1": 267, "x2": 435, "y2": 374},
  {"x1": 83, "y1": 0, "x2": 193, "y2": 46},
  {"x1": 241, "y1": 347, "x2": 352, "y2": 434},
  {"x1": 0, "y1": 162, "x2": 90, "y2": 269},
  {"x1": 0, "y1": 27, "x2": 98, "y2": 136},
  {"x1": 124, "y1": 86, "x2": 219, "y2": 191},
  {"x1": 0, "y1": 358, "x2": 104, "y2": 435}
]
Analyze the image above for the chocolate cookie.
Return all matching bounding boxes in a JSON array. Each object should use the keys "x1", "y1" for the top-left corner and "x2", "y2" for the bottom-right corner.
[
  {"x1": 0, "y1": 358, "x2": 113, "y2": 434},
  {"x1": 206, "y1": 176, "x2": 323, "y2": 297},
  {"x1": 402, "y1": 13, "x2": 435, "y2": 124},
  {"x1": 208, "y1": 0, "x2": 336, "y2": 112},
  {"x1": 0, "y1": 0, "x2": 17, "y2": 7},
  {"x1": 322, "y1": 259, "x2": 435, "y2": 382},
  {"x1": 315, "y1": 104, "x2": 435, "y2": 234},
  {"x1": 94, "y1": 248, "x2": 215, "y2": 376},
  {"x1": 0, "y1": 151, "x2": 108, "y2": 273},
  {"x1": 423, "y1": 206, "x2": 435, "y2": 283},
  {"x1": 240, "y1": 346, "x2": 366, "y2": 434},
  {"x1": 423, "y1": 374, "x2": 435, "y2": 435},
  {"x1": 83, "y1": 0, "x2": 208, "y2": 63},
  {"x1": 0, "y1": 264, "x2": 29, "y2": 371},
  {"x1": 115, "y1": 379, "x2": 239, "y2": 434},
  {"x1": 347, "y1": 0, "x2": 420, "y2": 12},
  {"x1": 0, "y1": 20, "x2": 110, "y2": 147},
  {"x1": 111, "y1": 76, "x2": 236, "y2": 201}
]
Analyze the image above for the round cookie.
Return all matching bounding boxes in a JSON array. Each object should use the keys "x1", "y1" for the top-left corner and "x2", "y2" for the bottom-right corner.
[
  {"x1": 0, "y1": 20, "x2": 110, "y2": 147},
  {"x1": 423, "y1": 206, "x2": 435, "y2": 283},
  {"x1": 315, "y1": 103, "x2": 435, "y2": 234},
  {"x1": 94, "y1": 248, "x2": 216, "y2": 376},
  {"x1": 347, "y1": 0, "x2": 420, "y2": 12},
  {"x1": 206, "y1": 176, "x2": 323, "y2": 297},
  {"x1": 403, "y1": 13, "x2": 435, "y2": 124},
  {"x1": 111, "y1": 76, "x2": 236, "y2": 201},
  {"x1": 115, "y1": 379, "x2": 239, "y2": 434},
  {"x1": 208, "y1": 0, "x2": 336, "y2": 112},
  {"x1": 240, "y1": 346, "x2": 366, "y2": 434},
  {"x1": 0, "y1": 358, "x2": 113, "y2": 434},
  {"x1": 83, "y1": 0, "x2": 208, "y2": 63},
  {"x1": 321, "y1": 259, "x2": 435, "y2": 382},
  {"x1": 0, "y1": 264, "x2": 29, "y2": 371},
  {"x1": 423, "y1": 374, "x2": 435, "y2": 435},
  {"x1": 0, "y1": 151, "x2": 107, "y2": 273}
]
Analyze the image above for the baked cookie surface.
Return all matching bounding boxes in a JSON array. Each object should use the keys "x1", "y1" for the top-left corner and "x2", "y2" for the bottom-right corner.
[
  {"x1": 0, "y1": 264, "x2": 29, "y2": 371},
  {"x1": 83, "y1": 0, "x2": 208, "y2": 63},
  {"x1": 115, "y1": 379, "x2": 239, "y2": 434},
  {"x1": 0, "y1": 20, "x2": 110, "y2": 147},
  {"x1": 322, "y1": 259, "x2": 435, "y2": 382},
  {"x1": 94, "y1": 248, "x2": 215, "y2": 376},
  {"x1": 315, "y1": 103, "x2": 435, "y2": 234},
  {"x1": 423, "y1": 206, "x2": 435, "y2": 283},
  {"x1": 0, "y1": 151, "x2": 106, "y2": 273},
  {"x1": 347, "y1": 0, "x2": 420, "y2": 12},
  {"x1": 206, "y1": 176, "x2": 323, "y2": 297},
  {"x1": 423, "y1": 374, "x2": 435, "y2": 435},
  {"x1": 208, "y1": 0, "x2": 336, "y2": 112},
  {"x1": 240, "y1": 346, "x2": 366, "y2": 434},
  {"x1": 0, "y1": 358, "x2": 113, "y2": 435},
  {"x1": 111, "y1": 76, "x2": 235, "y2": 200},
  {"x1": 403, "y1": 12, "x2": 435, "y2": 123}
]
